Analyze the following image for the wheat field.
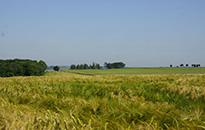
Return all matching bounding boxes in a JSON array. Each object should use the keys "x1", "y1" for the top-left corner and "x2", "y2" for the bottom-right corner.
[{"x1": 0, "y1": 72, "x2": 204, "y2": 129}]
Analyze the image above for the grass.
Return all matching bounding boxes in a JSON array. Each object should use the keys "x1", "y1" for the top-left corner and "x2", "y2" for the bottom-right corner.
[
  {"x1": 67, "y1": 67, "x2": 205, "y2": 75},
  {"x1": 0, "y1": 71, "x2": 205, "y2": 129}
]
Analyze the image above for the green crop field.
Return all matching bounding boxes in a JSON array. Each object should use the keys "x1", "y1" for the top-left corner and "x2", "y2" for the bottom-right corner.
[
  {"x1": 68, "y1": 67, "x2": 205, "y2": 75},
  {"x1": 0, "y1": 70, "x2": 205, "y2": 129}
]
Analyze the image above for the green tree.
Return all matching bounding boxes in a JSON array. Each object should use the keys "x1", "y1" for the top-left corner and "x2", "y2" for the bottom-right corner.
[
  {"x1": 92, "y1": 62, "x2": 96, "y2": 69},
  {"x1": 80, "y1": 64, "x2": 84, "y2": 69},
  {"x1": 0, "y1": 59, "x2": 47, "y2": 77},
  {"x1": 24, "y1": 62, "x2": 35, "y2": 76},
  {"x1": 76, "y1": 64, "x2": 80, "y2": 69},
  {"x1": 53, "y1": 66, "x2": 60, "y2": 71},
  {"x1": 84, "y1": 64, "x2": 88, "y2": 69},
  {"x1": 70, "y1": 64, "x2": 76, "y2": 69},
  {"x1": 180, "y1": 64, "x2": 184, "y2": 67},
  {"x1": 104, "y1": 62, "x2": 108, "y2": 68},
  {"x1": 105, "y1": 62, "x2": 125, "y2": 69},
  {"x1": 89, "y1": 65, "x2": 92, "y2": 69},
  {"x1": 0, "y1": 63, "x2": 6, "y2": 77},
  {"x1": 96, "y1": 63, "x2": 100, "y2": 69},
  {"x1": 39, "y1": 60, "x2": 47, "y2": 70},
  {"x1": 6, "y1": 66, "x2": 14, "y2": 77}
]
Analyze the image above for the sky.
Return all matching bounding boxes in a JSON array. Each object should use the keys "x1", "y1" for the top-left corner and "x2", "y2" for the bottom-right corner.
[{"x1": 0, "y1": 0, "x2": 205, "y2": 67}]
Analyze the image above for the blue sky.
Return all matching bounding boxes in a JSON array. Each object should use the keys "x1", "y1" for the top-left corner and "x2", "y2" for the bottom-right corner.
[{"x1": 0, "y1": 0, "x2": 205, "y2": 67}]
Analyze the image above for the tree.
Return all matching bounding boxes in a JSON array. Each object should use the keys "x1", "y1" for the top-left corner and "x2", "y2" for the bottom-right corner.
[
  {"x1": 76, "y1": 64, "x2": 80, "y2": 69},
  {"x1": 0, "y1": 59, "x2": 47, "y2": 77},
  {"x1": 170, "y1": 65, "x2": 173, "y2": 67},
  {"x1": 70, "y1": 64, "x2": 76, "y2": 69},
  {"x1": 186, "y1": 64, "x2": 189, "y2": 67},
  {"x1": 0, "y1": 63, "x2": 7, "y2": 77},
  {"x1": 104, "y1": 62, "x2": 108, "y2": 69},
  {"x1": 80, "y1": 64, "x2": 84, "y2": 69},
  {"x1": 6, "y1": 66, "x2": 14, "y2": 77},
  {"x1": 38, "y1": 60, "x2": 47, "y2": 75},
  {"x1": 105, "y1": 62, "x2": 125, "y2": 69},
  {"x1": 89, "y1": 65, "x2": 92, "y2": 69},
  {"x1": 96, "y1": 63, "x2": 100, "y2": 69},
  {"x1": 107, "y1": 63, "x2": 113, "y2": 69},
  {"x1": 92, "y1": 62, "x2": 96, "y2": 69},
  {"x1": 180, "y1": 64, "x2": 184, "y2": 67},
  {"x1": 191, "y1": 64, "x2": 200, "y2": 67},
  {"x1": 83, "y1": 64, "x2": 88, "y2": 69},
  {"x1": 70, "y1": 62, "x2": 101, "y2": 70},
  {"x1": 39, "y1": 60, "x2": 47, "y2": 70},
  {"x1": 113, "y1": 62, "x2": 125, "y2": 68},
  {"x1": 24, "y1": 63, "x2": 35, "y2": 76},
  {"x1": 53, "y1": 66, "x2": 60, "y2": 71}
]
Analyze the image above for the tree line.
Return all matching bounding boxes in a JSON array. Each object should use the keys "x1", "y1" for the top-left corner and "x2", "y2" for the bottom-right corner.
[
  {"x1": 70, "y1": 62, "x2": 101, "y2": 70},
  {"x1": 70, "y1": 62, "x2": 126, "y2": 70},
  {"x1": 170, "y1": 64, "x2": 201, "y2": 67},
  {"x1": 0, "y1": 59, "x2": 47, "y2": 77}
]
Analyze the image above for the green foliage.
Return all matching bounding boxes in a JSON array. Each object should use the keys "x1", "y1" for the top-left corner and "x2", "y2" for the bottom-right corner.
[
  {"x1": 0, "y1": 59, "x2": 47, "y2": 77},
  {"x1": 105, "y1": 62, "x2": 125, "y2": 69},
  {"x1": 70, "y1": 64, "x2": 76, "y2": 70},
  {"x1": 76, "y1": 64, "x2": 80, "y2": 69},
  {"x1": 96, "y1": 63, "x2": 100, "y2": 69},
  {"x1": 192, "y1": 64, "x2": 201, "y2": 67},
  {"x1": 180, "y1": 64, "x2": 184, "y2": 67},
  {"x1": 89, "y1": 64, "x2": 92, "y2": 69},
  {"x1": 53, "y1": 66, "x2": 60, "y2": 71},
  {"x1": 92, "y1": 62, "x2": 96, "y2": 69},
  {"x1": 79, "y1": 64, "x2": 84, "y2": 69},
  {"x1": 71, "y1": 62, "x2": 101, "y2": 70},
  {"x1": 0, "y1": 72, "x2": 204, "y2": 129},
  {"x1": 83, "y1": 64, "x2": 88, "y2": 69}
]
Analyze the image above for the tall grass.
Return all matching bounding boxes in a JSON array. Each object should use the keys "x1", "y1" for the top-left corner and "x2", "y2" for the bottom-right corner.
[{"x1": 0, "y1": 72, "x2": 204, "y2": 129}]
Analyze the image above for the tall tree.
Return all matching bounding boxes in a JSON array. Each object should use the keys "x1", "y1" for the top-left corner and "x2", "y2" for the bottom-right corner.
[{"x1": 92, "y1": 62, "x2": 96, "y2": 69}]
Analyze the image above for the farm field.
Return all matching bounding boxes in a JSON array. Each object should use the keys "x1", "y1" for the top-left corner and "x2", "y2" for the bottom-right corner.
[
  {"x1": 67, "y1": 67, "x2": 205, "y2": 75},
  {"x1": 0, "y1": 71, "x2": 205, "y2": 129}
]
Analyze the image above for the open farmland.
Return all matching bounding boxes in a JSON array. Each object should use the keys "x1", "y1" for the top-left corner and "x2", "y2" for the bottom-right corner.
[
  {"x1": 0, "y1": 71, "x2": 205, "y2": 129},
  {"x1": 68, "y1": 67, "x2": 205, "y2": 75}
]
